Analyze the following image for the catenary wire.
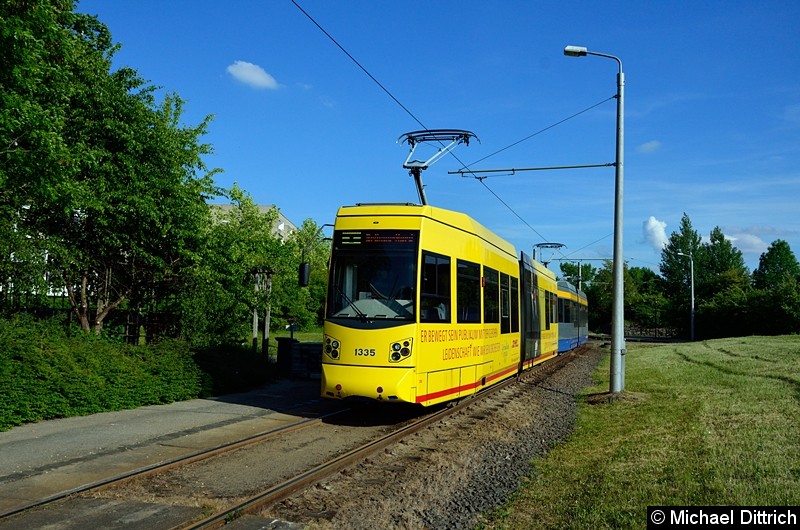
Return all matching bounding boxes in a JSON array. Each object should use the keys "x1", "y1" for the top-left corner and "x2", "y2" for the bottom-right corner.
[
  {"x1": 564, "y1": 233, "x2": 613, "y2": 257},
  {"x1": 291, "y1": 0, "x2": 613, "y2": 264},
  {"x1": 475, "y1": 178, "x2": 550, "y2": 244},
  {"x1": 458, "y1": 96, "x2": 615, "y2": 171},
  {"x1": 290, "y1": 0, "x2": 428, "y2": 131}
]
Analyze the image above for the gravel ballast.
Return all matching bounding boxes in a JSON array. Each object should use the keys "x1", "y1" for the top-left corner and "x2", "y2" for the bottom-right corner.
[{"x1": 264, "y1": 345, "x2": 603, "y2": 529}]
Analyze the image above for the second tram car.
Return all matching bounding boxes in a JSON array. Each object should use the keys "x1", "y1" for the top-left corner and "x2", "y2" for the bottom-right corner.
[
  {"x1": 321, "y1": 203, "x2": 587, "y2": 407},
  {"x1": 557, "y1": 280, "x2": 589, "y2": 353}
]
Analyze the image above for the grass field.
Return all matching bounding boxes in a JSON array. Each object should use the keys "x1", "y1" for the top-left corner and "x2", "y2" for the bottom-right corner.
[
  {"x1": 264, "y1": 328, "x2": 321, "y2": 357},
  {"x1": 484, "y1": 336, "x2": 800, "y2": 529}
]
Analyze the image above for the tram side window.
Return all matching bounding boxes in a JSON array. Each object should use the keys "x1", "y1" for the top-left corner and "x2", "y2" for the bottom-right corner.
[
  {"x1": 457, "y1": 260, "x2": 481, "y2": 323},
  {"x1": 561, "y1": 299, "x2": 572, "y2": 324},
  {"x1": 521, "y1": 269, "x2": 538, "y2": 340},
  {"x1": 421, "y1": 251, "x2": 451, "y2": 323},
  {"x1": 544, "y1": 291, "x2": 550, "y2": 330},
  {"x1": 484, "y1": 267, "x2": 499, "y2": 324},
  {"x1": 573, "y1": 301, "x2": 579, "y2": 327},
  {"x1": 545, "y1": 291, "x2": 556, "y2": 330},
  {"x1": 500, "y1": 272, "x2": 511, "y2": 333},
  {"x1": 511, "y1": 277, "x2": 519, "y2": 333}
]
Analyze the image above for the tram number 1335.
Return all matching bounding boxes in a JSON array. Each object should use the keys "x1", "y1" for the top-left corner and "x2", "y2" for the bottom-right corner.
[{"x1": 355, "y1": 348, "x2": 377, "y2": 357}]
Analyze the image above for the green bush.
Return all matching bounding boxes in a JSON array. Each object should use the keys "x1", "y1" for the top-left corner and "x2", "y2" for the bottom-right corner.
[
  {"x1": 0, "y1": 316, "x2": 274, "y2": 431},
  {"x1": 697, "y1": 280, "x2": 800, "y2": 339},
  {"x1": 192, "y1": 343, "x2": 272, "y2": 397}
]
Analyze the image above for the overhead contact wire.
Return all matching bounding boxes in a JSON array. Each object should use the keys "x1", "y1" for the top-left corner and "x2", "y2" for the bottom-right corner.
[
  {"x1": 459, "y1": 96, "x2": 615, "y2": 170},
  {"x1": 459, "y1": 96, "x2": 617, "y2": 262},
  {"x1": 290, "y1": 0, "x2": 427, "y2": 131},
  {"x1": 476, "y1": 178, "x2": 549, "y2": 243},
  {"x1": 292, "y1": 0, "x2": 610, "y2": 261}
]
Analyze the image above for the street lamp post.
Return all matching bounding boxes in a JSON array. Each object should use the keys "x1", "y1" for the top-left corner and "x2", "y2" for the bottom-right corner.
[
  {"x1": 564, "y1": 45, "x2": 626, "y2": 393},
  {"x1": 677, "y1": 251, "x2": 695, "y2": 341}
]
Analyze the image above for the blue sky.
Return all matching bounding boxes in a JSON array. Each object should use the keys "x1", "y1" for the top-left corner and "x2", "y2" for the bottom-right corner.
[{"x1": 76, "y1": 0, "x2": 800, "y2": 273}]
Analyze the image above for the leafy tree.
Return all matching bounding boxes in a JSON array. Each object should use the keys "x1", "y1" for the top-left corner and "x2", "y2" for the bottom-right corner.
[
  {"x1": 744, "y1": 240, "x2": 800, "y2": 336},
  {"x1": 768, "y1": 277, "x2": 800, "y2": 335},
  {"x1": 0, "y1": 0, "x2": 78, "y2": 306},
  {"x1": 698, "y1": 278, "x2": 800, "y2": 338},
  {"x1": 660, "y1": 214, "x2": 701, "y2": 295},
  {"x1": 583, "y1": 260, "x2": 612, "y2": 333},
  {"x1": 582, "y1": 260, "x2": 640, "y2": 334},
  {"x1": 558, "y1": 262, "x2": 596, "y2": 291},
  {"x1": 753, "y1": 239, "x2": 800, "y2": 290},
  {"x1": 57, "y1": 91, "x2": 217, "y2": 333},
  {"x1": 178, "y1": 186, "x2": 293, "y2": 347},
  {"x1": 659, "y1": 213, "x2": 702, "y2": 333},
  {"x1": 695, "y1": 286, "x2": 751, "y2": 339},
  {"x1": 625, "y1": 266, "x2": 668, "y2": 332},
  {"x1": 628, "y1": 266, "x2": 662, "y2": 297},
  {"x1": 698, "y1": 226, "x2": 750, "y2": 299},
  {"x1": 267, "y1": 219, "x2": 330, "y2": 331},
  {"x1": 2, "y1": 1, "x2": 219, "y2": 332}
]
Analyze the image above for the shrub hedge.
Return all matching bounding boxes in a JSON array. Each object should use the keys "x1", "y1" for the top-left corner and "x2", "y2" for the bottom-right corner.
[{"x1": 0, "y1": 315, "x2": 272, "y2": 431}]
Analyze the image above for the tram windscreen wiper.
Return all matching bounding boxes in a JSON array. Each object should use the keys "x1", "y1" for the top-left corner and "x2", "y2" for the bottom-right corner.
[
  {"x1": 333, "y1": 285, "x2": 370, "y2": 323},
  {"x1": 372, "y1": 277, "x2": 414, "y2": 320}
]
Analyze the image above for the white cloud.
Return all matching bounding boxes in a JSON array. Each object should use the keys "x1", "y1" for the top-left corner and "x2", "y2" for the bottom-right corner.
[
  {"x1": 727, "y1": 233, "x2": 769, "y2": 254},
  {"x1": 643, "y1": 216, "x2": 668, "y2": 251},
  {"x1": 637, "y1": 140, "x2": 662, "y2": 154},
  {"x1": 226, "y1": 60, "x2": 279, "y2": 89}
]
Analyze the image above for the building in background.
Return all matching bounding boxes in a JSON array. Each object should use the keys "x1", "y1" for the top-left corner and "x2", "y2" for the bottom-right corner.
[{"x1": 210, "y1": 204, "x2": 297, "y2": 241}]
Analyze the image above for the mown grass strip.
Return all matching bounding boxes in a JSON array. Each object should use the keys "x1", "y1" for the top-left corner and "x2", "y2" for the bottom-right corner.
[{"x1": 484, "y1": 336, "x2": 800, "y2": 530}]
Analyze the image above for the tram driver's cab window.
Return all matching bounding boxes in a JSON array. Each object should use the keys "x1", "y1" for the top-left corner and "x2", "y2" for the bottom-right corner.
[{"x1": 420, "y1": 251, "x2": 450, "y2": 323}]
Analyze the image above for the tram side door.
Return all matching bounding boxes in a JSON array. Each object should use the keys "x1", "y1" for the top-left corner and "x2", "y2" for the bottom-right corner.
[{"x1": 520, "y1": 264, "x2": 541, "y2": 363}]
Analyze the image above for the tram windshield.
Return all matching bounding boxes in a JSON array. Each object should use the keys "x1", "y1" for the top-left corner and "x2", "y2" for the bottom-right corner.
[{"x1": 327, "y1": 230, "x2": 418, "y2": 321}]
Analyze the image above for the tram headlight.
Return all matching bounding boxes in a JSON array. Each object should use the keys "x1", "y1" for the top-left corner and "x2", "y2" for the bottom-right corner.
[
  {"x1": 324, "y1": 335, "x2": 341, "y2": 360},
  {"x1": 388, "y1": 337, "x2": 413, "y2": 363}
]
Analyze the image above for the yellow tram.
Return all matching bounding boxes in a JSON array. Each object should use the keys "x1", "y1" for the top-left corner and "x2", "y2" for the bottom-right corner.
[{"x1": 321, "y1": 203, "x2": 565, "y2": 407}]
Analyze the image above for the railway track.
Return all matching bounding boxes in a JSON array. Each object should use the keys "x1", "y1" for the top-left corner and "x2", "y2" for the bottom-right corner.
[
  {"x1": 0, "y1": 391, "x2": 436, "y2": 528},
  {"x1": 188, "y1": 349, "x2": 580, "y2": 529},
  {"x1": 0, "y1": 346, "x2": 591, "y2": 530},
  {"x1": 0, "y1": 408, "x2": 343, "y2": 519}
]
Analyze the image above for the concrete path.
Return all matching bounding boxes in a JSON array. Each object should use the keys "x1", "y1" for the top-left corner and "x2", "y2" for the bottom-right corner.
[{"x1": 0, "y1": 378, "x2": 323, "y2": 517}]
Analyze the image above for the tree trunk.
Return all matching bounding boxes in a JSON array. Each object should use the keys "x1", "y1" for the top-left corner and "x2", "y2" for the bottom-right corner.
[
  {"x1": 262, "y1": 275, "x2": 272, "y2": 355},
  {"x1": 63, "y1": 270, "x2": 128, "y2": 334}
]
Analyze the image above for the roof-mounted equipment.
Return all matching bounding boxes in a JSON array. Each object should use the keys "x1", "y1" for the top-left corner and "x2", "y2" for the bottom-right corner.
[{"x1": 398, "y1": 129, "x2": 478, "y2": 205}]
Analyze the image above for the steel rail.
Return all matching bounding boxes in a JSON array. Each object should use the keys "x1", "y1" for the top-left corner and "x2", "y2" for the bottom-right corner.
[
  {"x1": 182, "y1": 348, "x2": 582, "y2": 529},
  {"x1": 0, "y1": 409, "x2": 347, "y2": 520}
]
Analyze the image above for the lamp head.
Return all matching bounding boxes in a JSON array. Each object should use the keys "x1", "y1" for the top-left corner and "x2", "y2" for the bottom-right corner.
[{"x1": 564, "y1": 45, "x2": 588, "y2": 57}]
